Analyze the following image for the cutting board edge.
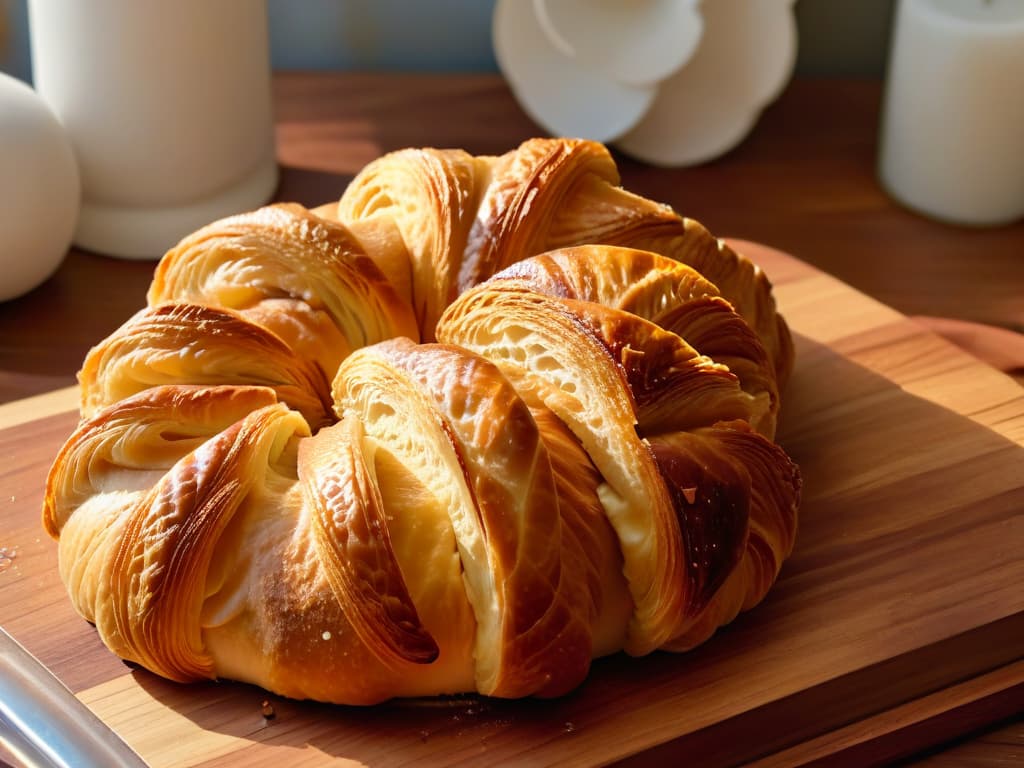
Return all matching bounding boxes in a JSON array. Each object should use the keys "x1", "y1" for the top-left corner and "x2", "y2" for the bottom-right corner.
[{"x1": 611, "y1": 611, "x2": 1024, "y2": 767}]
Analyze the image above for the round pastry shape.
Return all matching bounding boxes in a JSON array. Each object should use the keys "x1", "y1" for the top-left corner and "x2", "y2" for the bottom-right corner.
[{"x1": 45, "y1": 138, "x2": 800, "y2": 704}]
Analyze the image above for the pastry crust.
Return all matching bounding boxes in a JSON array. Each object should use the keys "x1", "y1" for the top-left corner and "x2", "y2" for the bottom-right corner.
[
  {"x1": 149, "y1": 203, "x2": 418, "y2": 378},
  {"x1": 45, "y1": 138, "x2": 800, "y2": 704}
]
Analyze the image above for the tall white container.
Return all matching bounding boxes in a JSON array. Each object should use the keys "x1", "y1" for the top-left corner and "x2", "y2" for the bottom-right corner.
[
  {"x1": 28, "y1": 0, "x2": 279, "y2": 258},
  {"x1": 878, "y1": 0, "x2": 1024, "y2": 226}
]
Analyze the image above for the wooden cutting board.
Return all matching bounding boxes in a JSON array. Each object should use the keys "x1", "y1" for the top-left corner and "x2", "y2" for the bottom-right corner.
[{"x1": 1, "y1": 243, "x2": 1022, "y2": 767}]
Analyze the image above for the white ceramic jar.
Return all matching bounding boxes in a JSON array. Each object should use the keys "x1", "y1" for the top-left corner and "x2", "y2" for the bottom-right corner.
[{"x1": 28, "y1": 0, "x2": 279, "y2": 258}]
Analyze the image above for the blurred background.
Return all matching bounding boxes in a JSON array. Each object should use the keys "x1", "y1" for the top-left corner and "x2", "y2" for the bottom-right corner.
[{"x1": 1, "y1": 0, "x2": 894, "y2": 82}]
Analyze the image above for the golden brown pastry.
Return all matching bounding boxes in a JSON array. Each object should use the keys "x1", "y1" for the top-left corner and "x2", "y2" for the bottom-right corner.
[
  {"x1": 78, "y1": 303, "x2": 333, "y2": 429},
  {"x1": 331, "y1": 147, "x2": 490, "y2": 338},
  {"x1": 44, "y1": 138, "x2": 800, "y2": 704},
  {"x1": 483, "y1": 244, "x2": 780, "y2": 439},
  {"x1": 149, "y1": 203, "x2": 418, "y2": 379},
  {"x1": 435, "y1": 257, "x2": 797, "y2": 655},
  {"x1": 330, "y1": 138, "x2": 792, "y2": 383}
]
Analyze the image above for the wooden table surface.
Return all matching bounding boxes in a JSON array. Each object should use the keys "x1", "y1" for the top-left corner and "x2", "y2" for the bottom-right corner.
[{"x1": 0, "y1": 73, "x2": 1021, "y2": 766}]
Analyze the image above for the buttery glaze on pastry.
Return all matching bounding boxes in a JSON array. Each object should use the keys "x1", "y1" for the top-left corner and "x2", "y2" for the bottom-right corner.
[{"x1": 45, "y1": 138, "x2": 800, "y2": 704}]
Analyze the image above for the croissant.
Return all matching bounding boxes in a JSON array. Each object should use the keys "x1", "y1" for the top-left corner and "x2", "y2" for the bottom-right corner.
[{"x1": 44, "y1": 138, "x2": 801, "y2": 704}]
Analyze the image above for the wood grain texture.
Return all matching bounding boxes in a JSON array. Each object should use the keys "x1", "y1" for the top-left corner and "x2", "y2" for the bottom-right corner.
[
  {"x1": 748, "y1": 661, "x2": 1024, "y2": 767},
  {"x1": 912, "y1": 717, "x2": 1024, "y2": 767},
  {"x1": 0, "y1": 243, "x2": 1021, "y2": 767}
]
